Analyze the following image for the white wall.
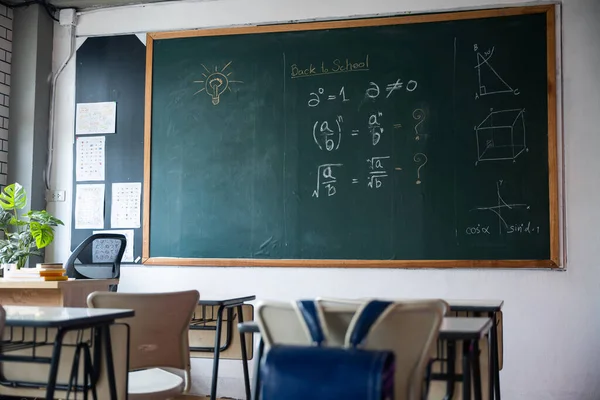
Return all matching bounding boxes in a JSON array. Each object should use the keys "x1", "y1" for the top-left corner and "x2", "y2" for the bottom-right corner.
[{"x1": 47, "y1": 0, "x2": 600, "y2": 399}]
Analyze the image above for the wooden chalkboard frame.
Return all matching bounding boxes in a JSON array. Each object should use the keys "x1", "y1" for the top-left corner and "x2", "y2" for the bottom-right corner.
[{"x1": 143, "y1": 4, "x2": 559, "y2": 268}]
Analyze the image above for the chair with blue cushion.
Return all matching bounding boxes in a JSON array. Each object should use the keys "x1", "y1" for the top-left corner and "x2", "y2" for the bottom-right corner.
[{"x1": 256, "y1": 298, "x2": 447, "y2": 400}]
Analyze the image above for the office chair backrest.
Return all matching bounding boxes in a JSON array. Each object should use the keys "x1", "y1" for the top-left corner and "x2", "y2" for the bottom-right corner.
[
  {"x1": 65, "y1": 234, "x2": 126, "y2": 281},
  {"x1": 87, "y1": 290, "x2": 200, "y2": 372}
]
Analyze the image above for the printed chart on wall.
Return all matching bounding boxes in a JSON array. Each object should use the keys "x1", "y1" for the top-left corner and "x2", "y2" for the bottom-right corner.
[
  {"x1": 76, "y1": 136, "x2": 105, "y2": 181},
  {"x1": 111, "y1": 182, "x2": 141, "y2": 228},
  {"x1": 145, "y1": 5, "x2": 559, "y2": 268},
  {"x1": 75, "y1": 102, "x2": 117, "y2": 135},
  {"x1": 74, "y1": 184, "x2": 105, "y2": 229}
]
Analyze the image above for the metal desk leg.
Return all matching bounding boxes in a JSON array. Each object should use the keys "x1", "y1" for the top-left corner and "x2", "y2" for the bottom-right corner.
[
  {"x1": 210, "y1": 305, "x2": 226, "y2": 400},
  {"x1": 237, "y1": 305, "x2": 251, "y2": 400},
  {"x1": 471, "y1": 339, "x2": 483, "y2": 400},
  {"x1": 46, "y1": 328, "x2": 67, "y2": 400},
  {"x1": 490, "y1": 312, "x2": 501, "y2": 400},
  {"x1": 444, "y1": 340, "x2": 456, "y2": 400},
  {"x1": 461, "y1": 340, "x2": 471, "y2": 400},
  {"x1": 252, "y1": 337, "x2": 264, "y2": 400},
  {"x1": 102, "y1": 324, "x2": 118, "y2": 400}
]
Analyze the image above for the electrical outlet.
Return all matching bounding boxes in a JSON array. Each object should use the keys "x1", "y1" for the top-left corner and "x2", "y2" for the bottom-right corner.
[{"x1": 46, "y1": 190, "x2": 66, "y2": 202}]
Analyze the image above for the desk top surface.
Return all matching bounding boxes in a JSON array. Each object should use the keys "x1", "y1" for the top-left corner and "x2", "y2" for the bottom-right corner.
[
  {"x1": 198, "y1": 295, "x2": 256, "y2": 306},
  {"x1": 0, "y1": 278, "x2": 119, "y2": 289},
  {"x1": 439, "y1": 317, "x2": 493, "y2": 340},
  {"x1": 372, "y1": 298, "x2": 504, "y2": 312},
  {"x1": 240, "y1": 316, "x2": 493, "y2": 340},
  {"x1": 3, "y1": 306, "x2": 134, "y2": 327},
  {"x1": 445, "y1": 299, "x2": 504, "y2": 312}
]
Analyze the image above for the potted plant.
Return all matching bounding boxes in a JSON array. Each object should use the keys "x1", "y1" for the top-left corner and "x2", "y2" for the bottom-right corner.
[{"x1": 0, "y1": 183, "x2": 64, "y2": 270}]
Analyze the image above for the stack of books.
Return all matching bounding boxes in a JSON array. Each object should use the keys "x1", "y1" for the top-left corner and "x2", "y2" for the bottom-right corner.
[{"x1": 4, "y1": 263, "x2": 68, "y2": 281}]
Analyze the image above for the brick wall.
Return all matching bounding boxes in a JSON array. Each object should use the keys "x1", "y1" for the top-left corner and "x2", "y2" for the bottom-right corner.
[{"x1": 0, "y1": 6, "x2": 11, "y2": 188}]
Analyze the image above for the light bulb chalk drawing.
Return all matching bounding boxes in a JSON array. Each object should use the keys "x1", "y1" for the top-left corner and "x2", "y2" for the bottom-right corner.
[
  {"x1": 193, "y1": 61, "x2": 243, "y2": 105},
  {"x1": 413, "y1": 153, "x2": 428, "y2": 185}
]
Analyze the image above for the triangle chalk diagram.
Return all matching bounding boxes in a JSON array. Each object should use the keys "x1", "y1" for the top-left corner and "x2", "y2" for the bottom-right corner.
[{"x1": 476, "y1": 53, "x2": 514, "y2": 96}]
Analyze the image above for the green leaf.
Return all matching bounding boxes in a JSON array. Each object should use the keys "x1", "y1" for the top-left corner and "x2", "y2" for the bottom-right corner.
[
  {"x1": 9, "y1": 216, "x2": 28, "y2": 227},
  {"x1": 0, "y1": 183, "x2": 27, "y2": 211},
  {"x1": 30, "y1": 221, "x2": 54, "y2": 249},
  {"x1": 0, "y1": 210, "x2": 11, "y2": 229},
  {"x1": 25, "y1": 210, "x2": 64, "y2": 226}
]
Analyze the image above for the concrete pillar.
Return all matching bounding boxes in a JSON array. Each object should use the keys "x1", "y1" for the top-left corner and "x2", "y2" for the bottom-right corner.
[
  {"x1": 8, "y1": 5, "x2": 53, "y2": 266},
  {"x1": 8, "y1": 4, "x2": 53, "y2": 212}
]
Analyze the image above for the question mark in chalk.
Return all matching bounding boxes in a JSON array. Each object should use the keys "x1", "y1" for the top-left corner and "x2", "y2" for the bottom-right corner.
[
  {"x1": 414, "y1": 153, "x2": 428, "y2": 185},
  {"x1": 413, "y1": 108, "x2": 425, "y2": 141}
]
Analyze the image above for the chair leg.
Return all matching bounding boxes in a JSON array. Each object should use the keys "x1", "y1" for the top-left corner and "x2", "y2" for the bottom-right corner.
[
  {"x1": 237, "y1": 305, "x2": 251, "y2": 400},
  {"x1": 210, "y1": 305, "x2": 226, "y2": 400},
  {"x1": 252, "y1": 337, "x2": 264, "y2": 400}
]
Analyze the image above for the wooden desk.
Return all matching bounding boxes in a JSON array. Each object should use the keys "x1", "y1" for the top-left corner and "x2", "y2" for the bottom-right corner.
[{"x1": 0, "y1": 279, "x2": 118, "y2": 307}]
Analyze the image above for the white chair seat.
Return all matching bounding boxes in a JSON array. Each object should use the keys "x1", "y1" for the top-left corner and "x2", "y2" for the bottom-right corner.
[{"x1": 128, "y1": 368, "x2": 184, "y2": 400}]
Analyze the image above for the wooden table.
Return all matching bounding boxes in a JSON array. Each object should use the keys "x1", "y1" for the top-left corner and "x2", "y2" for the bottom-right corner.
[{"x1": 0, "y1": 278, "x2": 119, "y2": 307}]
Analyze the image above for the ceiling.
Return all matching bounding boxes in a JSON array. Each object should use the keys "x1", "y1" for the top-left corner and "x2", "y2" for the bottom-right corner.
[{"x1": 6, "y1": 0, "x2": 178, "y2": 11}]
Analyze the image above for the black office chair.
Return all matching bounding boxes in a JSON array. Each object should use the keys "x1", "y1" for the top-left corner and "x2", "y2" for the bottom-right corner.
[{"x1": 64, "y1": 233, "x2": 127, "y2": 292}]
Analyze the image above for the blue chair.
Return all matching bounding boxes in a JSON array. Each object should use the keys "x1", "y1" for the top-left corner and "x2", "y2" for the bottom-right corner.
[{"x1": 258, "y1": 299, "x2": 397, "y2": 400}]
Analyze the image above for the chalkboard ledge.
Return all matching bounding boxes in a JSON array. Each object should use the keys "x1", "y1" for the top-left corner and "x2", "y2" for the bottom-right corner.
[{"x1": 142, "y1": 257, "x2": 560, "y2": 269}]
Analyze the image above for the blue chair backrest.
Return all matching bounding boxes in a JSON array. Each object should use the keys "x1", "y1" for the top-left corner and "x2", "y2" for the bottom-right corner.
[{"x1": 260, "y1": 299, "x2": 395, "y2": 400}]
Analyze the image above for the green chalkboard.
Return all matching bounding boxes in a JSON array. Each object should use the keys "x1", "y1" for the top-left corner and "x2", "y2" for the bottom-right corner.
[{"x1": 144, "y1": 5, "x2": 559, "y2": 268}]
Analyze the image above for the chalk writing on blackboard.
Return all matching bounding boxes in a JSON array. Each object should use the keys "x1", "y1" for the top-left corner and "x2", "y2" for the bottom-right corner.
[
  {"x1": 367, "y1": 156, "x2": 390, "y2": 189},
  {"x1": 475, "y1": 108, "x2": 527, "y2": 165},
  {"x1": 470, "y1": 180, "x2": 531, "y2": 234},
  {"x1": 465, "y1": 224, "x2": 491, "y2": 235},
  {"x1": 414, "y1": 153, "x2": 428, "y2": 185},
  {"x1": 313, "y1": 115, "x2": 343, "y2": 151},
  {"x1": 413, "y1": 109, "x2": 426, "y2": 141},
  {"x1": 291, "y1": 55, "x2": 369, "y2": 79},
  {"x1": 474, "y1": 45, "x2": 520, "y2": 98},
  {"x1": 193, "y1": 61, "x2": 243, "y2": 105},
  {"x1": 366, "y1": 79, "x2": 418, "y2": 101},
  {"x1": 368, "y1": 111, "x2": 383, "y2": 146},
  {"x1": 312, "y1": 164, "x2": 343, "y2": 198},
  {"x1": 386, "y1": 79, "x2": 418, "y2": 97},
  {"x1": 366, "y1": 82, "x2": 380, "y2": 99},
  {"x1": 308, "y1": 87, "x2": 350, "y2": 107}
]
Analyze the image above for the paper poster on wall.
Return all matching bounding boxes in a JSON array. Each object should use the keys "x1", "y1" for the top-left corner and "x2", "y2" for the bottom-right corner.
[
  {"x1": 75, "y1": 136, "x2": 105, "y2": 181},
  {"x1": 74, "y1": 184, "x2": 105, "y2": 229},
  {"x1": 92, "y1": 229, "x2": 134, "y2": 262},
  {"x1": 111, "y1": 182, "x2": 141, "y2": 228},
  {"x1": 75, "y1": 102, "x2": 117, "y2": 135}
]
